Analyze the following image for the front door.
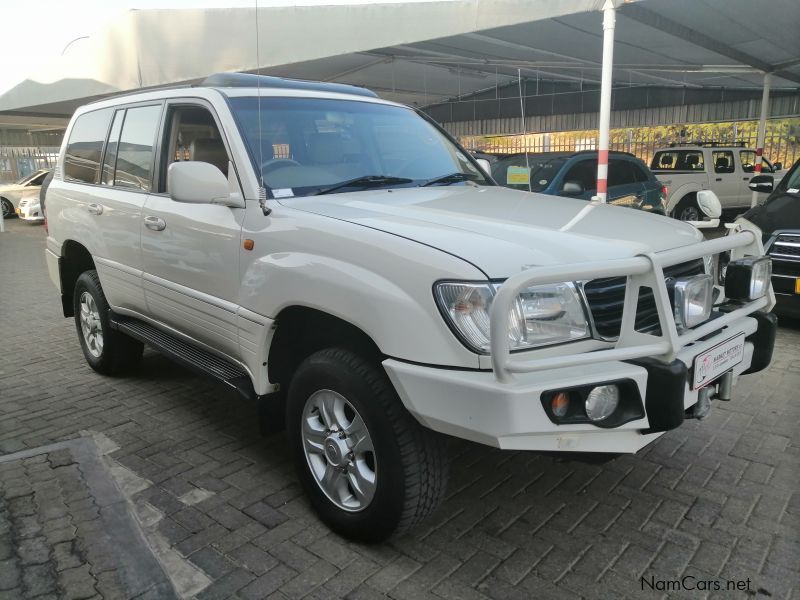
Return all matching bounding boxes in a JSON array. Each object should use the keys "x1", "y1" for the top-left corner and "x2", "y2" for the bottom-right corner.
[{"x1": 140, "y1": 101, "x2": 245, "y2": 358}]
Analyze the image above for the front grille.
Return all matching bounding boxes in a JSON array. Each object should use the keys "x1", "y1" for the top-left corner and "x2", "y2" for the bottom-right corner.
[
  {"x1": 769, "y1": 234, "x2": 800, "y2": 260},
  {"x1": 583, "y1": 259, "x2": 705, "y2": 339}
]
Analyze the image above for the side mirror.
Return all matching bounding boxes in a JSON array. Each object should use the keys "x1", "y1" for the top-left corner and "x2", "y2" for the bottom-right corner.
[
  {"x1": 748, "y1": 174, "x2": 773, "y2": 193},
  {"x1": 475, "y1": 158, "x2": 491, "y2": 175},
  {"x1": 773, "y1": 162, "x2": 782, "y2": 171},
  {"x1": 562, "y1": 181, "x2": 584, "y2": 195},
  {"x1": 696, "y1": 190, "x2": 722, "y2": 218},
  {"x1": 168, "y1": 161, "x2": 242, "y2": 207}
]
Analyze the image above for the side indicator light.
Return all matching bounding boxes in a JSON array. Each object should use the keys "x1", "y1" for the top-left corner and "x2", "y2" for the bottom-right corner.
[{"x1": 243, "y1": 239, "x2": 255, "y2": 251}]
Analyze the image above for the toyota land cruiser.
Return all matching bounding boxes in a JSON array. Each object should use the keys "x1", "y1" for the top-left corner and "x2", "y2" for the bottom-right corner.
[{"x1": 46, "y1": 73, "x2": 777, "y2": 541}]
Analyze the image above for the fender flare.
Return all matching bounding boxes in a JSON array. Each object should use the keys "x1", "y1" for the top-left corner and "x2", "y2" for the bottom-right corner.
[{"x1": 666, "y1": 182, "x2": 704, "y2": 215}]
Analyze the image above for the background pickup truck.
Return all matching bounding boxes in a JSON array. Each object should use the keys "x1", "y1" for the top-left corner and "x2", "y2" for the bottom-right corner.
[{"x1": 650, "y1": 143, "x2": 786, "y2": 221}]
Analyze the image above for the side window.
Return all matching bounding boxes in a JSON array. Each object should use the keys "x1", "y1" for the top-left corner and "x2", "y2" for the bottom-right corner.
[
  {"x1": 101, "y1": 110, "x2": 125, "y2": 186},
  {"x1": 608, "y1": 159, "x2": 637, "y2": 186},
  {"x1": 160, "y1": 105, "x2": 229, "y2": 193},
  {"x1": 562, "y1": 159, "x2": 597, "y2": 193},
  {"x1": 712, "y1": 151, "x2": 735, "y2": 174},
  {"x1": 64, "y1": 109, "x2": 113, "y2": 184},
  {"x1": 28, "y1": 172, "x2": 48, "y2": 186},
  {"x1": 631, "y1": 162, "x2": 650, "y2": 183},
  {"x1": 740, "y1": 150, "x2": 756, "y2": 173},
  {"x1": 114, "y1": 105, "x2": 162, "y2": 192}
]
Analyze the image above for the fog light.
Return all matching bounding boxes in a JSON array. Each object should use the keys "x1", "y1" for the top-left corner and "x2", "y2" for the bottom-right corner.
[
  {"x1": 673, "y1": 274, "x2": 713, "y2": 332},
  {"x1": 585, "y1": 385, "x2": 619, "y2": 422},
  {"x1": 551, "y1": 392, "x2": 570, "y2": 418},
  {"x1": 724, "y1": 257, "x2": 771, "y2": 300}
]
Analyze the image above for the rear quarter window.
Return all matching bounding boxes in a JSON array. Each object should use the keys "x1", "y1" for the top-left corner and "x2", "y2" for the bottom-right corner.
[
  {"x1": 650, "y1": 150, "x2": 705, "y2": 172},
  {"x1": 63, "y1": 109, "x2": 113, "y2": 184}
]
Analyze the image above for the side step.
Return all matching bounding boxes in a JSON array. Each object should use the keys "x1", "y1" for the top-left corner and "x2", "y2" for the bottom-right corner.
[{"x1": 109, "y1": 314, "x2": 259, "y2": 402}]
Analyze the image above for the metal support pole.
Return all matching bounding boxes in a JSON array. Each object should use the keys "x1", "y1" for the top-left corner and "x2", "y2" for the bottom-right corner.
[
  {"x1": 751, "y1": 72, "x2": 771, "y2": 207},
  {"x1": 595, "y1": 0, "x2": 616, "y2": 203}
]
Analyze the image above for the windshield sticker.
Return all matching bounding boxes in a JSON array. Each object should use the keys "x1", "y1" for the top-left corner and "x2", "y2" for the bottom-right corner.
[
  {"x1": 506, "y1": 166, "x2": 530, "y2": 185},
  {"x1": 272, "y1": 188, "x2": 294, "y2": 198}
]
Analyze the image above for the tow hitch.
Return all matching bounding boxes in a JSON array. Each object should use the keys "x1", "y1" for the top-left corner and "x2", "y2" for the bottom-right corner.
[{"x1": 687, "y1": 371, "x2": 734, "y2": 420}]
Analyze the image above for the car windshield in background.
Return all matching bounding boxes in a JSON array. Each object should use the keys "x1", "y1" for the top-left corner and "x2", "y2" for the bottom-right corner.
[
  {"x1": 491, "y1": 155, "x2": 567, "y2": 192},
  {"x1": 15, "y1": 171, "x2": 44, "y2": 185},
  {"x1": 229, "y1": 97, "x2": 491, "y2": 197}
]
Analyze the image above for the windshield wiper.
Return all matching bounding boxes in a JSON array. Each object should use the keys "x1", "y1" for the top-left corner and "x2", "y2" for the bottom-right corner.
[
  {"x1": 420, "y1": 172, "x2": 481, "y2": 187},
  {"x1": 314, "y1": 175, "x2": 412, "y2": 196}
]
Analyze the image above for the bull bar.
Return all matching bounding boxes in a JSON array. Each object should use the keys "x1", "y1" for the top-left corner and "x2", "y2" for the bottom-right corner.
[{"x1": 489, "y1": 230, "x2": 769, "y2": 383}]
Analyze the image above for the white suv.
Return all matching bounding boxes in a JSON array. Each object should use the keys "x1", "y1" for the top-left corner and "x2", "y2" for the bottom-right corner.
[{"x1": 46, "y1": 74, "x2": 777, "y2": 541}]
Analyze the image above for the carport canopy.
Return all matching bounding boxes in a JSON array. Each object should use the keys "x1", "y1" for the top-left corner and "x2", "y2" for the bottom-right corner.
[{"x1": 0, "y1": 0, "x2": 798, "y2": 119}]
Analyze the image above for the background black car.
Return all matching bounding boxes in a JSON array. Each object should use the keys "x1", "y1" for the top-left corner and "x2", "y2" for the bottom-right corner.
[{"x1": 744, "y1": 159, "x2": 800, "y2": 318}]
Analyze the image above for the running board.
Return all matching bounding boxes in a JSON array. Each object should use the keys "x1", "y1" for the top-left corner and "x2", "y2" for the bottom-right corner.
[{"x1": 109, "y1": 314, "x2": 258, "y2": 402}]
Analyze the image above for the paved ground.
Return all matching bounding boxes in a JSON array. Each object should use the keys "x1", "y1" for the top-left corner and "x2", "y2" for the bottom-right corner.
[{"x1": 1, "y1": 218, "x2": 798, "y2": 599}]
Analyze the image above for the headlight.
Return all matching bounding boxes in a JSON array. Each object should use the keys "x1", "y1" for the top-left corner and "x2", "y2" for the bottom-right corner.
[
  {"x1": 434, "y1": 281, "x2": 589, "y2": 353},
  {"x1": 673, "y1": 274, "x2": 713, "y2": 332},
  {"x1": 724, "y1": 257, "x2": 771, "y2": 300}
]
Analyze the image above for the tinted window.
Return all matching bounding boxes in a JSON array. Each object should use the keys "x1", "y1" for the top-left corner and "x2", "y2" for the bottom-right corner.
[
  {"x1": 64, "y1": 109, "x2": 113, "y2": 184},
  {"x1": 562, "y1": 159, "x2": 597, "y2": 193},
  {"x1": 713, "y1": 151, "x2": 735, "y2": 174},
  {"x1": 608, "y1": 159, "x2": 637, "y2": 186},
  {"x1": 630, "y1": 161, "x2": 650, "y2": 183},
  {"x1": 650, "y1": 150, "x2": 704, "y2": 171},
  {"x1": 114, "y1": 105, "x2": 161, "y2": 191},
  {"x1": 101, "y1": 110, "x2": 124, "y2": 186}
]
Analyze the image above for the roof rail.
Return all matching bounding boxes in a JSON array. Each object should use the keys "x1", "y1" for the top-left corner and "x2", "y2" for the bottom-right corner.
[
  {"x1": 666, "y1": 141, "x2": 748, "y2": 148},
  {"x1": 198, "y1": 72, "x2": 379, "y2": 98}
]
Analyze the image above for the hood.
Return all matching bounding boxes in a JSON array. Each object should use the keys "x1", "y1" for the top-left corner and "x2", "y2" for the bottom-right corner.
[
  {"x1": 742, "y1": 193, "x2": 800, "y2": 235},
  {"x1": 0, "y1": 183, "x2": 25, "y2": 193},
  {"x1": 282, "y1": 186, "x2": 703, "y2": 277}
]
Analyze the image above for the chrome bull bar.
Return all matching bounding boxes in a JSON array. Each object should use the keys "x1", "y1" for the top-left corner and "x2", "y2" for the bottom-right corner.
[{"x1": 489, "y1": 230, "x2": 769, "y2": 383}]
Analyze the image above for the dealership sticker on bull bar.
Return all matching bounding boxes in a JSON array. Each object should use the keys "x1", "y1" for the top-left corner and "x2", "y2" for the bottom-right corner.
[
  {"x1": 692, "y1": 332, "x2": 746, "y2": 389},
  {"x1": 272, "y1": 188, "x2": 294, "y2": 198}
]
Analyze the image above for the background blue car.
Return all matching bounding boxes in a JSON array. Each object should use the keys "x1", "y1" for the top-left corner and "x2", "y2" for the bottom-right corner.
[{"x1": 490, "y1": 150, "x2": 667, "y2": 214}]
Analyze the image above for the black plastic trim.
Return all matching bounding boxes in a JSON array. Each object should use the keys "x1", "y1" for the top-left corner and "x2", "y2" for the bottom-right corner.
[
  {"x1": 627, "y1": 357, "x2": 687, "y2": 433},
  {"x1": 742, "y1": 311, "x2": 777, "y2": 375},
  {"x1": 109, "y1": 313, "x2": 259, "y2": 402},
  {"x1": 540, "y1": 378, "x2": 645, "y2": 429}
]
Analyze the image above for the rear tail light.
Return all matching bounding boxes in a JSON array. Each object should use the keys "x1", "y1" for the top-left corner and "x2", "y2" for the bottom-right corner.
[{"x1": 660, "y1": 184, "x2": 668, "y2": 200}]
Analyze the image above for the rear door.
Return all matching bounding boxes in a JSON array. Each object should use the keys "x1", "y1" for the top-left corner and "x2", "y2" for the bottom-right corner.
[
  {"x1": 140, "y1": 99, "x2": 245, "y2": 358},
  {"x1": 710, "y1": 150, "x2": 741, "y2": 207},
  {"x1": 56, "y1": 105, "x2": 161, "y2": 315},
  {"x1": 607, "y1": 158, "x2": 644, "y2": 209}
]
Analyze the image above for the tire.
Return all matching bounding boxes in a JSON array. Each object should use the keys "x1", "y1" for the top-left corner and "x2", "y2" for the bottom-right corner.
[
  {"x1": 672, "y1": 194, "x2": 700, "y2": 222},
  {"x1": 73, "y1": 270, "x2": 143, "y2": 375},
  {"x1": 1, "y1": 198, "x2": 13, "y2": 219},
  {"x1": 286, "y1": 348, "x2": 447, "y2": 542}
]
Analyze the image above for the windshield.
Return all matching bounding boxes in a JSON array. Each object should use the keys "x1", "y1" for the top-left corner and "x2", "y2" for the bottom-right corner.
[
  {"x1": 15, "y1": 170, "x2": 45, "y2": 185},
  {"x1": 491, "y1": 155, "x2": 567, "y2": 192},
  {"x1": 229, "y1": 97, "x2": 491, "y2": 197},
  {"x1": 777, "y1": 159, "x2": 800, "y2": 193}
]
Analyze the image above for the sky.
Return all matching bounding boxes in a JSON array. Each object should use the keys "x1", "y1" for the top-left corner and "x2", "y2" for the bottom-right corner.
[{"x1": 0, "y1": 0, "x2": 441, "y2": 96}]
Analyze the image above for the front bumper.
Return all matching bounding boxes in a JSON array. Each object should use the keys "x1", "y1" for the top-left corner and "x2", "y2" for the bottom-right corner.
[
  {"x1": 385, "y1": 313, "x2": 773, "y2": 453},
  {"x1": 17, "y1": 204, "x2": 44, "y2": 222}
]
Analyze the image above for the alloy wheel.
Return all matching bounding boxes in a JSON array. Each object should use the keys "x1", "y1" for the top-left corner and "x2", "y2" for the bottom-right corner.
[
  {"x1": 79, "y1": 291, "x2": 104, "y2": 358},
  {"x1": 301, "y1": 389, "x2": 377, "y2": 511}
]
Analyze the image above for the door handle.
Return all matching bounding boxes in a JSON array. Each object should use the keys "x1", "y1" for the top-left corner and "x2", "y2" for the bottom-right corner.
[
  {"x1": 743, "y1": 177, "x2": 750, "y2": 181},
  {"x1": 715, "y1": 177, "x2": 722, "y2": 181},
  {"x1": 144, "y1": 216, "x2": 166, "y2": 231},
  {"x1": 87, "y1": 203, "x2": 103, "y2": 215}
]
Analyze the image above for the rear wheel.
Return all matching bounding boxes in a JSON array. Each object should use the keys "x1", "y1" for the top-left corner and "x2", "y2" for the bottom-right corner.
[
  {"x1": 73, "y1": 270, "x2": 143, "y2": 375},
  {"x1": 286, "y1": 348, "x2": 447, "y2": 542},
  {"x1": 672, "y1": 195, "x2": 700, "y2": 222},
  {"x1": 1, "y1": 198, "x2": 13, "y2": 219}
]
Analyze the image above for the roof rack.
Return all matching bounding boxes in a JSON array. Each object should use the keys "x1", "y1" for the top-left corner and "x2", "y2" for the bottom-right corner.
[
  {"x1": 666, "y1": 141, "x2": 748, "y2": 148},
  {"x1": 199, "y1": 72, "x2": 379, "y2": 98}
]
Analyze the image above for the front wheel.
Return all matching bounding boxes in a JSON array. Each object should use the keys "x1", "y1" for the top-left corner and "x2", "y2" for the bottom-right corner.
[
  {"x1": 672, "y1": 195, "x2": 700, "y2": 222},
  {"x1": 1, "y1": 198, "x2": 13, "y2": 219},
  {"x1": 73, "y1": 270, "x2": 143, "y2": 375},
  {"x1": 286, "y1": 348, "x2": 447, "y2": 542}
]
